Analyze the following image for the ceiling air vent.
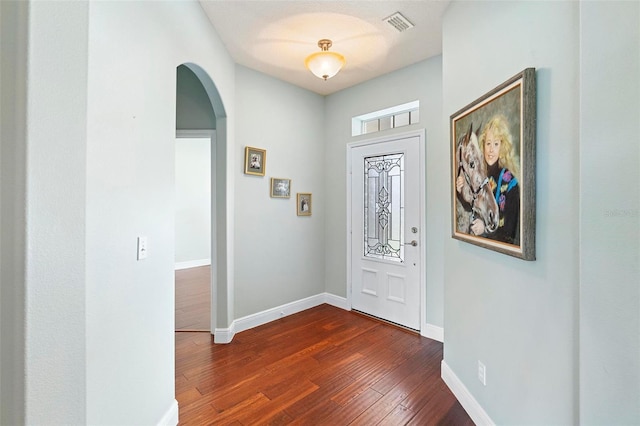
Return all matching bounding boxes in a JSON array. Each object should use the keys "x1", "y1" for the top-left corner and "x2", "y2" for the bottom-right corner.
[{"x1": 384, "y1": 12, "x2": 414, "y2": 33}]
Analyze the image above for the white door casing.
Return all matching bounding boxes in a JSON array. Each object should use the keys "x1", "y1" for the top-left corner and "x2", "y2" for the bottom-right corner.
[{"x1": 347, "y1": 131, "x2": 425, "y2": 331}]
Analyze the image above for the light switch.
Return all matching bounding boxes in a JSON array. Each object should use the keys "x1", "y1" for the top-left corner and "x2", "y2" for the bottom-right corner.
[{"x1": 137, "y1": 236, "x2": 148, "y2": 260}]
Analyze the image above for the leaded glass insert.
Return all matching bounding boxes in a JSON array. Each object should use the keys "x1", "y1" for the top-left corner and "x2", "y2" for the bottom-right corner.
[{"x1": 363, "y1": 153, "x2": 404, "y2": 262}]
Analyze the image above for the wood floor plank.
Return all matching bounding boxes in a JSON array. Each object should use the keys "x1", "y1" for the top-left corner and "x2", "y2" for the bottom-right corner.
[
  {"x1": 284, "y1": 373, "x2": 355, "y2": 419},
  {"x1": 371, "y1": 343, "x2": 442, "y2": 396},
  {"x1": 175, "y1": 266, "x2": 210, "y2": 331},
  {"x1": 378, "y1": 403, "x2": 417, "y2": 425},
  {"x1": 235, "y1": 379, "x2": 318, "y2": 425},
  {"x1": 347, "y1": 361, "x2": 434, "y2": 426},
  {"x1": 398, "y1": 367, "x2": 447, "y2": 412},
  {"x1": 405, "y1": 384, "x2": 460, "y2": 426},
  {"x1": 327, "y1": 387, "x2": 385, "y2": 424},
  {"x1": 432, "y1": 400, "x2": 477, "y2": 426},
  {"x1": 175, "y1": 304, "x2": 474, "y2": 425}
]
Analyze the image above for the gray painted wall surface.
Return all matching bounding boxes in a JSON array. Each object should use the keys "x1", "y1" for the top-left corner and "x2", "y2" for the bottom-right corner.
[
  {"x1": 18, "y1": 2, "x2": 89, "y2": 424},
  {"x1": 85, "y1": 2, "x2": 236, "y2": 422},
  {"x1": 177, "y1": 64, "x2": 216, "y2": 130},
  {"x1": 234, "y1": 65, "x2": 326, "y2": 318},
  {"x1": 0, "y1": 1, "x2": 235, "y2": 424},
  {"x1": 0, "y1": 1, "x2": 28, "y2": 424},
  {"x1": 443, "y1": 1, "x2": 579, "y2": 423},
  {"x1": 175, "y1": 137, "x2": 211, "y2": 264},
  {"x1": 323, "y1": 58, "x2": 444, "y2": 328},
  {"x1": 579, "y1": 2, "x2": 640, "y2": 423}
]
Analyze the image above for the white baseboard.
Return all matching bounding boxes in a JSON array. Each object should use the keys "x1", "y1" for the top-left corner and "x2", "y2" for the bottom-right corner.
[
  {"x1": 214, "y1": 293, "x2": 349, "y2": 344},
  {"x1": 175, "y1": 259, "x2": 211, "y2": 270},
  {"x1": 441, "y1": 360, "x2": 494, "y2": 426},
  {"x1": 421, "y1": 323, "x2": 444, "y2": 342},
  {"x1": 213, "y1": 324, "x2": 235, "y2": 344},
  {"x1": 213, "y1": 293, "x2": 445, "y2": 345},
  {"x1": 156, "y1": 399, "x2": 179, "y2": 426},
  {"x1": 324, "y1": 293, "x2": 349, "y2": 310}
]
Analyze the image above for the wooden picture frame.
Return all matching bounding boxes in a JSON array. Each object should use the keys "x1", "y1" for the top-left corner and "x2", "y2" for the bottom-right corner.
[
  {"x1": 450, "y1": 68, "x2": 536, "y2": 260},
  {"x1": 297, "y1": 193, "x2": 312, "y2": 216},
  {"x1": 244, "y1": 146, "x2": 266, "y2": 176},
  {"x1": 270, "y1": 178, "x2": 291, "y2": 198}
]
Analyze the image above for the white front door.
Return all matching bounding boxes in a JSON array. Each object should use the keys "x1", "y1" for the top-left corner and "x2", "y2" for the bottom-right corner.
[{"x1": 349, "y1": 133, "x2": 423, "y2": 330}]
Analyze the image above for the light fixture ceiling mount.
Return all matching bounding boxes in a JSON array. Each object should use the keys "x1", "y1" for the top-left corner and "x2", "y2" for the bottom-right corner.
[{"x1": 304, "y1": 39, "x2": 345, "y2": 81}]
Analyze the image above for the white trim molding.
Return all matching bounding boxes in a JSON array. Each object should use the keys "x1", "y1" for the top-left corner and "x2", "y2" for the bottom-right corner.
[
  {"x1": 421, "y1": 323, "x2": 444, "y2": 342},
  {"x1": 156, "y1": 399, "x2": 179, "y2": 426},
  {"x1": 324, "y1": 293, "x2": 349, "y2": 310},
  {"x1": 175, "y1": 259, "x2": 211, "y2": 270},
  {"x1": 441, "y1": 360, "x2": 495, "y2": 426},
  {"x1": 214, "y1": 293, "x2": 349, "y2": 344},
  {"x1": 214, "y1": 323, "x2": 236, "y2": 344}
]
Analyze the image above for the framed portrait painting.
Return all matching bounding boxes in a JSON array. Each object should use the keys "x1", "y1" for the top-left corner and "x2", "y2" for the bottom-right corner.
[
  {"x1": 270, "y1": 178, "x2": 291, "y2": 198},
  {"x1": 297, "y1": 193, "x2": 312, "y2": 216},
  {"x1": 450, "y1": 68, "x2": 536, "y2": 260},
  {"x1": 244, "y1": 146, "x2": 266, "y2": 176}
]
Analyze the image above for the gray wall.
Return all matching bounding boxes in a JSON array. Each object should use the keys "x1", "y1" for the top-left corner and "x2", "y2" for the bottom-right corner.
[
  {"x1": 1, "y1": 1, "x2": 236, "y2": 424},
  {"x1": 443, "y1": 1, "x2": 640, "y2": 424},
  {"x1": 175, "y1": 137, "x2": 211, "y2": 265},
  {"x1": 324, "y1": 58, "x2": 444, "y2": 329},
  {"x1": 176, "y1": 64, "x2": 216, "y2": 130},
  {"x1": 234, "y1": 65, "x2": 326, "y2": 318},
  {"x1": 442, "y1": 1, "x2": 579, "y2": 423},
  {"x1": 85, "y1": 2, "x2": 236, "y2": 422},
  {"x1": 15, "y1": 2, "x2": 89, "y2": 423},
  {"x1": 579, "y1": 1, "x2": 640, "y2": 423},
  {"x1": 0, "y1": 1, "x2": 28, "y2": 423}
]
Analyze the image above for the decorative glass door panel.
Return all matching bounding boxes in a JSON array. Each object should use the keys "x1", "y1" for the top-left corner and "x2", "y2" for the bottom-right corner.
[{"x1": 363, "y1": 153, "x2": 404, "y2": 262}]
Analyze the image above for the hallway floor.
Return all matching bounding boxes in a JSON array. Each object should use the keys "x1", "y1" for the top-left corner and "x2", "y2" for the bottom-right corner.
[
  {"x1": 175, "y1": 266, "x2": 210, "y2": 331},
  {"x1": 175, "y1": 304, "x2": 474, "y2": 425}
]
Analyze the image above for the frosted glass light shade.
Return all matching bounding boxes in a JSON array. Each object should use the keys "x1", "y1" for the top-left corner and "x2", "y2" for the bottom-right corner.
[{"x1": 305, "y1": 51, "x2": 345, "y2": 81}]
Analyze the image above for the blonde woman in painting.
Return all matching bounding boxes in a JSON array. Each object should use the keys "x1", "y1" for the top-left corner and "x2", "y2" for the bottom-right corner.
[{"x1": 469, "y1": 114, "x2": 521, "y2": 244}]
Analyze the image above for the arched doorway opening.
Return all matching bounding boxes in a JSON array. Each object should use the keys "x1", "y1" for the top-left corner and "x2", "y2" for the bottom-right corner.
[{"x1": 175, "y1": 62, "x2": 229, "y2": 336}]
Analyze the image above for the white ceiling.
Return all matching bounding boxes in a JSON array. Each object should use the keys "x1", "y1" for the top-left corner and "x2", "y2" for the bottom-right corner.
[{"x1": 199, "y1": 1, "x2": 450, "y2": 95}]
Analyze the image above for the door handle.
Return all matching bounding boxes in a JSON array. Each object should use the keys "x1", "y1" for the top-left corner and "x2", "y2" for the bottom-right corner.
[{"x1": 403, "y1": 240, "x2": 418, "y2": 247}]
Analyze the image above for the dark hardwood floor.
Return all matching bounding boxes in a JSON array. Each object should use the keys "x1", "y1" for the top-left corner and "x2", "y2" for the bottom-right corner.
[
  {"x1": 175, "y1": 266, "x2": 211, "y2": 331},
  {"x1": 175, "y1": 303, "x2": 474, "y2": 425}
]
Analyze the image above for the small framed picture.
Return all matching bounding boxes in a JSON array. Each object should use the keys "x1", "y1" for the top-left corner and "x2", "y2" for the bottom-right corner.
[
  {"x1": 297, "y1": 193, "x2": 312, "y2": 216},
  {"x1": 244, "y1": 146, "x2": 266, "y2": 176},
  {"x1": 270, "y1": 178, "x2": 291, "y2": 198}
]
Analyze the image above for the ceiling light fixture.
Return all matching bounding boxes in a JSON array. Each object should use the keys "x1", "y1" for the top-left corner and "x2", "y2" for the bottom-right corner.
[{"x1": 304, "y1": 39, "x2": 345, "y2": 81}]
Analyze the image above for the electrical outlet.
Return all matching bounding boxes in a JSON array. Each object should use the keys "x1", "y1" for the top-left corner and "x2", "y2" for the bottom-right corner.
[
  {"x1": 478, "y1": 361, "x2": 486, "y2": 386},
  {"x1": 137, "y1": 236, "x2": 148, "y2": 260}
]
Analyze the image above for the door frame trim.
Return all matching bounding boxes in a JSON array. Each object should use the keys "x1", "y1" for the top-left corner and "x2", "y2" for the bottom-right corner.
[{"x1": 346, "y1": 129, "x2": 427, "y2": 333}]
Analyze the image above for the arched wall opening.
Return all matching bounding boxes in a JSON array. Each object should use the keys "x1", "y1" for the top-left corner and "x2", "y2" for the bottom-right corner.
[{"x1": 177, "y1": 62, "x2": 230, "y2": 335}]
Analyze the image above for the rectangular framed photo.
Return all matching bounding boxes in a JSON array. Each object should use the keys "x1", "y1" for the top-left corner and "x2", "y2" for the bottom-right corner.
[
  {"x1": 297, "y1": 193, "x2": 312, "y2": 216},
  {"x1": 244, "y1": 146, "x2": 266, "y2": 176},
  {"x1": 450, "y1": 68, "x2": 536, "y2": 260},
  {"x1": 270, "y1": 178, "x2": 291, "y2": 198}
]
